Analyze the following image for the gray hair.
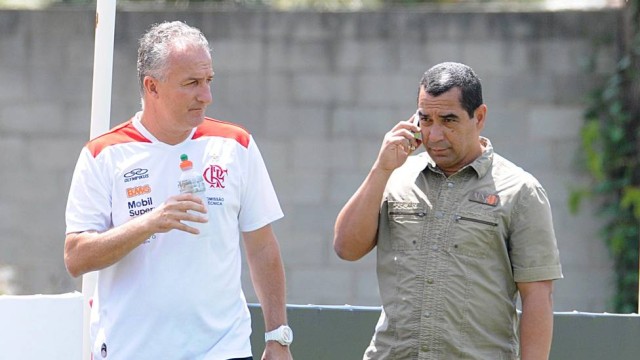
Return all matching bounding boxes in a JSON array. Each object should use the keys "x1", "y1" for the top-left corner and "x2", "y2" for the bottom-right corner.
[{"x1": 137, "y1": 21, "x2": 211, "y2": 97}]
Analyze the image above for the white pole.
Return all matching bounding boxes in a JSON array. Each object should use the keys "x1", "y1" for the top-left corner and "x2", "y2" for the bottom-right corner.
[
  {"x1": 83, "y1": 1, "x2": 116, "y2": 359},
  {"x1": 90, "y1": 0, "x2": 116, "y2": 140}
]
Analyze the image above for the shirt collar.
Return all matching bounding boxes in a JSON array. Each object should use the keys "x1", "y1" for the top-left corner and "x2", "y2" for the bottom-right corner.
[
  {"x1": 469, "y1": 137, "x2": 494, "y2": 178},
  {"x1": 424, "y1": 136, "x2": 494, "y2": 178}
]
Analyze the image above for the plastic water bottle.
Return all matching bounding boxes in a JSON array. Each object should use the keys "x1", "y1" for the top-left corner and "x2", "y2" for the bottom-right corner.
[{"x1": 178, "y1": 154, "x2": 210, "y2": 238}]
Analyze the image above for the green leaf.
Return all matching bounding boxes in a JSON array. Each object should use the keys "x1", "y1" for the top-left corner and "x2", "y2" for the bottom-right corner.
[
  {"x1": 568, "y1": 188, "x2": 589, "y2": 214},
  {"x1": 621, "y1": 187, "x2": 640, "y2": 219}
]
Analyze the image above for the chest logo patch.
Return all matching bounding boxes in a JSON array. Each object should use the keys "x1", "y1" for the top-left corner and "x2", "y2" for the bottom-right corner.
[
  {"x1": 126, "y1": 184, "x2": 151, "y2": 198},
  {"x1": 123, "y1": 167, "x2": 149, "y2": 183},
  {"x1": 203, "y1": 165, "x2": 228, "y2": 188},
  {"x1": 469, "y1": 192, "x2": 500, "y2": 207}
]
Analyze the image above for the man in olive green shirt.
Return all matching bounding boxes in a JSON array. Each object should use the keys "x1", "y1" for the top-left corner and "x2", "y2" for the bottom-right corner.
[{"x1": 334, "y1": 62, "x2": 562, "y2": 360}]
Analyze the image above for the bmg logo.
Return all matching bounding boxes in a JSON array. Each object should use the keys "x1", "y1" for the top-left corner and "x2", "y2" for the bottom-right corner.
[{"x1": 126, "y1": 184, "x2": 151, "y2": 198}]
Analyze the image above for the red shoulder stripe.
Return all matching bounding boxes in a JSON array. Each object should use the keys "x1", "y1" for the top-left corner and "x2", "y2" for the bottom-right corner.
[
  {"x1": 193, "y1": 117, "x2": 251, "y2": 148},
  {"x1": 86, "y1": 120, "x2": 152, "y2": 158}
]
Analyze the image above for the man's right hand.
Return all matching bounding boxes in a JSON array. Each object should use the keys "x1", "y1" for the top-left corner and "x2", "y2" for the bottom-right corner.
[
  {"x1": 146, "y1": 193, "x2": 208, "y2": 235},
  {"x1": 374, "y1": 118, "x2": 421, "y2": 173}
]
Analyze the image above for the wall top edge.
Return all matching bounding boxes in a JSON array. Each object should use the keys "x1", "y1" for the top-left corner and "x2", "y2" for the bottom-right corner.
[{"x1": 0, "y1": 4, "x2": 623, "y2": 16}]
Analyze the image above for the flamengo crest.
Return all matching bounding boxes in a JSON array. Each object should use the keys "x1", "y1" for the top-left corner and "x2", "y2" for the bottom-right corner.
[{"x1": 203, "y1": 165, "x2": 228, "y2": 188}]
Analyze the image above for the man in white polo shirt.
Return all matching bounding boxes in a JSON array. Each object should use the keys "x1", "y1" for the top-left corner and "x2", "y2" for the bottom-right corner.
[{"x1": 64, "y1": 21, "x2": 293, "y2": 360}]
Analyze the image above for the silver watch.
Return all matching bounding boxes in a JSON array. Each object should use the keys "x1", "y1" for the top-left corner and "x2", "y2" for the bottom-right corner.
[{"x1": 264, "y1": 325, "x2": 293, "y2": 346}]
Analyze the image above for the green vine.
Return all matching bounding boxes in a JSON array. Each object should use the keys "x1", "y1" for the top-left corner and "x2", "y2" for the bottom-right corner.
[{"x1": 571, "y1": 0, "x2": 640, "y2": 313}]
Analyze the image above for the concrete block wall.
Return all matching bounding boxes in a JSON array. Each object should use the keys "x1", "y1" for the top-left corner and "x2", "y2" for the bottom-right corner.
[{"x1": 0, "y1": 7, "x2": 622, "y2": 312}]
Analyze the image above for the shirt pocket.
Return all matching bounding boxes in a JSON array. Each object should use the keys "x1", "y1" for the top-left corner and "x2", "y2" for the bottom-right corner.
[
  {"x1": 387, "y1": 201, "x2": 427, "y2": 251},
  {"x1": 450, "y1": 210, "x2": 500, "y2": 258}
]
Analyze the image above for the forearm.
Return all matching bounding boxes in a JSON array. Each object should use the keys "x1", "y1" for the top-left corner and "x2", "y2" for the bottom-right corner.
[
  {"x1": 333, "y1": 167, "x2": 392, "y2": 261},
  {"x1": 334, "y1": 119, "x2": 419, "y2": 260},
  {"x1": 64, "y1": 215, "x2": 154, "y2": 277},
  {"x1": 519, "y1": 282, "x2": 554, "y2": 360},
  {"x1": 65, "y1": 193, "x2": 209, "y2": 277},
  {"x1": 252, "y1": 247, "x2": 288, "y2": 330},
  {"x1": 244, "y1": 227, "x2": 288, "y2": 329}
]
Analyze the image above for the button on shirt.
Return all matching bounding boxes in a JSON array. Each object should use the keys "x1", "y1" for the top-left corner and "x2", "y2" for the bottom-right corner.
[{"x1": 365, "y1": 137, "x2": 563, "y2": 360}]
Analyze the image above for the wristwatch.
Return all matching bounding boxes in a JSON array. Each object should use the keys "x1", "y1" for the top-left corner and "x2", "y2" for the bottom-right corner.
[{"x1": 264, "y1": 325, "x2": 293, "y2": 346}]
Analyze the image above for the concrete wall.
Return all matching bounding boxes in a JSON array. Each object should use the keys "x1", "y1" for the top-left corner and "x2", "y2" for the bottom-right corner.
[{"x1": 0, "y1": 7, "x2": 623, "y2": 312}]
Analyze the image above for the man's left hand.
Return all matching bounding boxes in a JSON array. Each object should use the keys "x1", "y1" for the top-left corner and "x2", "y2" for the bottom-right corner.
[{"x1": 261, "y1": 341, "x2": 293, "y2": 360}]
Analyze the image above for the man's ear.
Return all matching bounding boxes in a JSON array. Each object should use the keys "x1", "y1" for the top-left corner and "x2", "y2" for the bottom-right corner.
[
  {"x1": 143, "y1": 76, "x2": 159, "y2": 98},
  {"x1": 474, "y1": 104, "x2": 488, "y2": 130}
]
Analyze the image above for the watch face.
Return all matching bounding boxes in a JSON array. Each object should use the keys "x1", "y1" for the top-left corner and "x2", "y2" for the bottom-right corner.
[{"x1": 282, "y1": 326, "x2": 293, "y2": 342}]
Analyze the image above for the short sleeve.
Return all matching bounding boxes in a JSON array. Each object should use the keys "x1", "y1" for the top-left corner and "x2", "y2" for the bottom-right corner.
[
  {"x1": 509, "y1": 181, "x2": 563, "y2": 283},
  {"x1": 238, "y1": 136, "x2": 283, "y2": 232},
  {"x1": 65, "y1": 147, "x2": 113, "y2": 234}
]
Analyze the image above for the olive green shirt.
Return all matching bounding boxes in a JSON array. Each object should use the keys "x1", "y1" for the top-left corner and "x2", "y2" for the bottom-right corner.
[{"x1": 365, "y1": 138, "x2": 563, "y2": 360}]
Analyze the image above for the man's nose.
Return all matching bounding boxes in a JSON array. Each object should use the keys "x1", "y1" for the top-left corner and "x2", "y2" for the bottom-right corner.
[
  {"x1": 198, "y1": 84, "x2": 213, "y2": 105},
  {"x1": 427, "y1": 123, "x2": 445, "y2": 142}
]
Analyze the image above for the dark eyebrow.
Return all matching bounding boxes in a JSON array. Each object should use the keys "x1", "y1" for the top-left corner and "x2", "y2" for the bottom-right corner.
[{"x1": 418, "y1": 111, "x2": 460, "y2": 120}]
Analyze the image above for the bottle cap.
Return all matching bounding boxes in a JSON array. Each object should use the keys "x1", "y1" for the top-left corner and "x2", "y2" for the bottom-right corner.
[{"x1": 179, "y1": 154, "x2": 193, "y2": 170}]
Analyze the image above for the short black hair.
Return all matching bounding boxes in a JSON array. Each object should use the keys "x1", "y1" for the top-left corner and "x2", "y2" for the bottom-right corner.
[{"x1": 419, "y1": 62, "x2": 483, "y2": 118}]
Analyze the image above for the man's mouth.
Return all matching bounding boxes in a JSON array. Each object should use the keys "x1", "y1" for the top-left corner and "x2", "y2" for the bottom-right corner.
[{"x1": 428, "y1": 146, "x2": 448, "y2": 153}]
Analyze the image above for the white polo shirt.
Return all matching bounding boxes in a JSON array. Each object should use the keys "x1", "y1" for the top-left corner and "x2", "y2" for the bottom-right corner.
[{"x1": 66, "y1": 113, "x2": 283, "y2": 360}]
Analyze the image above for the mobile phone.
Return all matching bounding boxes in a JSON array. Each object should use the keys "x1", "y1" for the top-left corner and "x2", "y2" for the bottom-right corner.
[{"x1": 413, "y1": 110, "x2": 421, "y2": 141}]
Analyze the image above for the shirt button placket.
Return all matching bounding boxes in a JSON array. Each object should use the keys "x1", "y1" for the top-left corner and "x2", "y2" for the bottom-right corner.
[{"x1": 422, "y1": 177, "x2": 453, "y2": 358}]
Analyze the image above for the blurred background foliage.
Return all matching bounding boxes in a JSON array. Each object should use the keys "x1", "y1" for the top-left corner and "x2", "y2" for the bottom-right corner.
[{"x1": 571, "y1": 0, "x2": 640, "y2": 313}]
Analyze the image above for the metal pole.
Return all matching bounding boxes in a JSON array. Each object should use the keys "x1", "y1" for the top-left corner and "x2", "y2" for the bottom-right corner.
[{"x1": 83, "y1": 1, "x2": 116, "y2": 359}]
